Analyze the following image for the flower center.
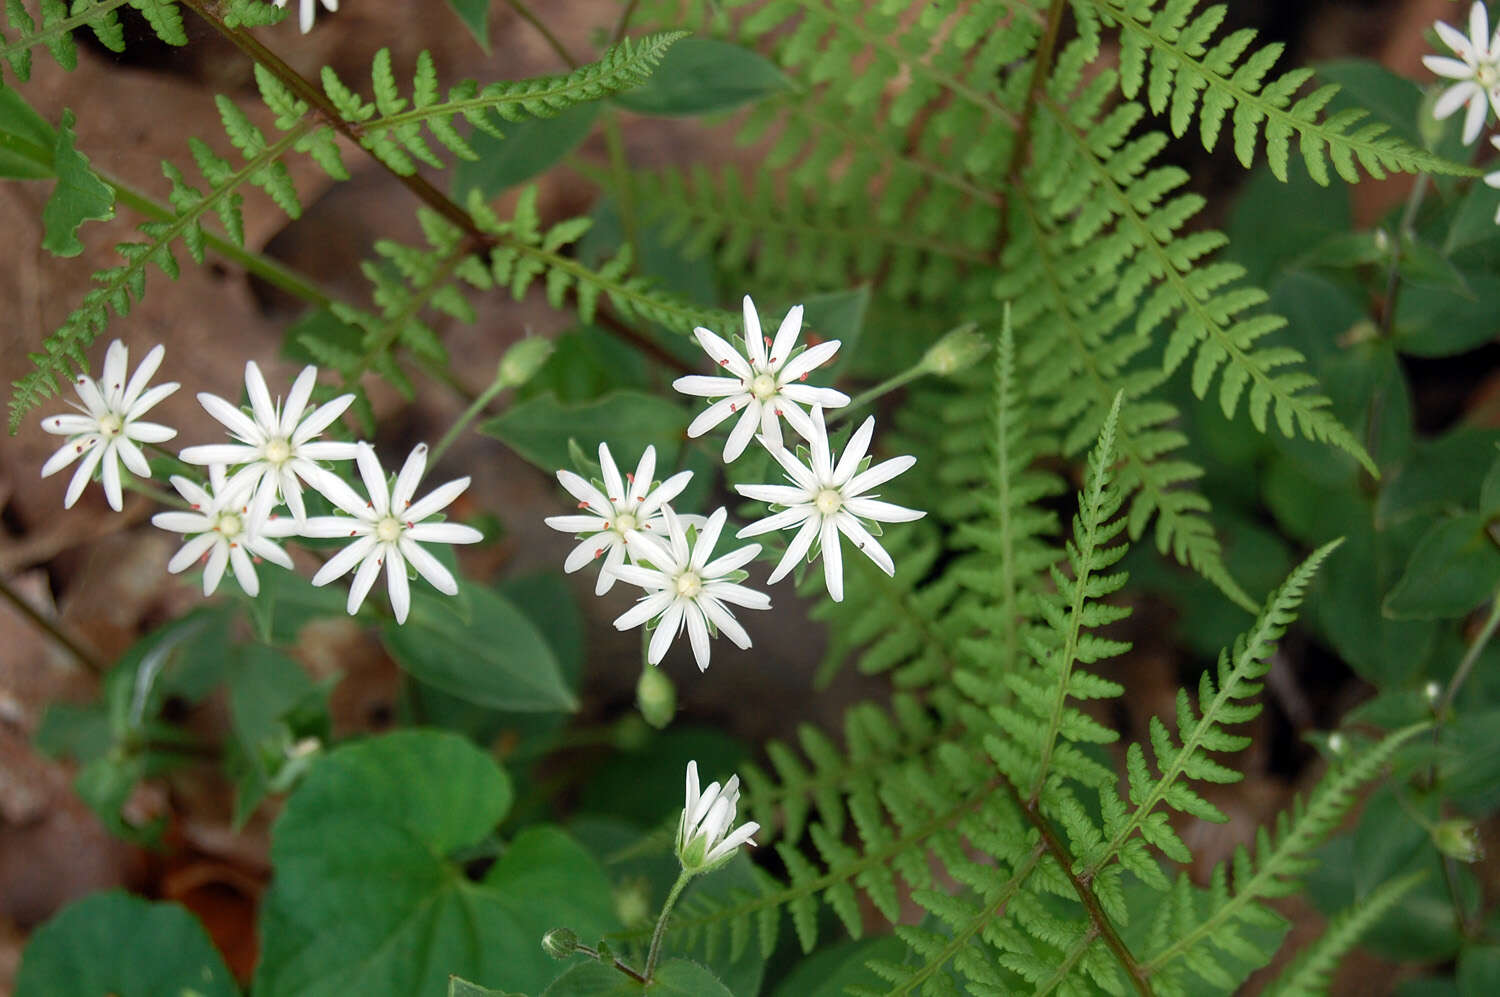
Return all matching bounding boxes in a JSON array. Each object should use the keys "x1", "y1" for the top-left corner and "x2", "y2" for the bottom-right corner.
[
  {"x1": 815, "y1": 488, "x2": 843, "y2": 516},
  {"x1": 614, "y1": 512, "x2": 638, "y2": 533},
  {"x1": 749, "y1": 373, "x2": 778, "y2": 400},
  {"x1": 1481, "y1": 62, "x2": 1499, "y2": 88},
  {"x1": 676, "y1": 571, "x2": 702, "y2": 599},
  {"x1": 98, "y1": 413, "x2": 124, "y2": 438},
  {"x1": 216, "y1": 513, "x2": 243, "y2": 539},
  {"x1": 376, "y1": 516, "x2": 403, "y2": 543},
  {"x1": 264, "y1": 437, "x2": 292, "y2": 465}
]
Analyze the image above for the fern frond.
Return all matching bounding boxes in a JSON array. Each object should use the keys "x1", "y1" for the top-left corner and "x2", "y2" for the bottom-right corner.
[
  {"x1": 988, "y1": 393, "x2": 1129, "y2": 801},
  {"x1": 1032, "y1": 77, "x2": 1374, "y2": 472},
  {"x1": 0, "y1": 0, "x2": 185, "y2": 83},
  {"x1": 1141, "y1": 722, "x2": 1429, "y2": 990},
  {"x1": 999, "y1": 186, "x2": 1255, "y2": 610},
  {"x1": 632, "y1": 165, "x2": 988, "y2": 300},
  {"x1": 1262, "y1": 872, "x2": 1424, "y2": 997},
  {"x1": 1086, "y1": 0, "x2": 1464, "y2": 183},
  {"x1": 8, "y1": 120, "x2": 315, "y2": 430},
  {"x1": 321, "y1": 33, "x2": 684, "y2": 177},
  {"x1": 1083, "y1": 539, "x2": 1341, "y2": 888},
  {"x1": 740, "y1": 692, "x2": 964, "y2": 847}
]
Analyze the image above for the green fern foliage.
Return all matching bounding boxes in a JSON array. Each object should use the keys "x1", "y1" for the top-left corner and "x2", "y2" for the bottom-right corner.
[
  {"x1": 1083, "y1": 539, "x2": 1343, "y2": 887},
  {"x1": 1263, "y1": 872, "x2": 1424, "y2": 997},
  {"x1": 1140, "y1": 722, "x2": 1429, "y2": 994},
  {"x1": 7, "y1": 33, "x2": 695, "y2": 430},
  {"x1": 989, "y1": 392, "x2": 1129, "y2": 802},
  {"x1": 0, "y1": 0, "x2": 185, "y2": 83},
  {"x1": 1082, "y1": 0, "x2": 1463, "y2": 184}
]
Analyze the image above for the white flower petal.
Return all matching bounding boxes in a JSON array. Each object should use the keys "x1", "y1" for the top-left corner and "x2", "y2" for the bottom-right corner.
[
  {"x1": 229, "y1": 543, "x2": 260, "y2": 597},
  {"x1": 354, "y1": 444, "x2": 389, "y2": 516},
  {"x1": 685, "y1": 601, "x2": 712, "y2": 671},
  {"x1": 723, "y1": 401, "x2": 762, "y2": 462},
  {"x1": 741, "y1": 296, "x2": 766, "y2": 369},
  {"x1": 386, "y1": 547, "x2": 411, "y2": 624},
  {"x1": 702, "y1": 542, "x2": 762, "y2": 578},
  {"x1": 565, "y1": 535, "x2": 606, "y2": 573},
  {"x1": 597, "y1": 542, "x2": 626, "y2": 595},
  {"x1": 699, "y1": 595, "x2": 752, "y2": 649},
  {"x1": 279, "y1": 366, "x2": 318, "y2": 437},
  {"x1": 701, "y1": 580, "x2": 772, "y2": 610},
  {"x1": 167, "y1": 531, "x2": 219, "y2": 574},
  {"x1": 687, "y1": 393, "x2": 751, "y2": 439},
  {"x1": 843, "y1": 496, "x2": 926, "y2": 523},
  {"x1": 690, "y1": 508, "x2": 727, "y2": 571},
  {"x1": 198, "y1": 393, "x2": 265, "y2": 445},
  {"x1": 738, "y1": 506, "x2": 814, "y2": 538},
  {"x1": 807, "y1": 407, "x2": 833, "y2": 482},
  {"x1": 640, "y1": 470, "x2": 693, "y2": 517},
  {"x1": 599, "y1": 443, "x2": 626, "y2": 506},
  {"x1": 291, "y1": 393, "x2": 355, "y2": 446},
  {"x1": 778, "y1": 339, "x2": 841, "y2": 383},
  {"x1": 612, "y1": 563, "x2": 670, "y2": 590},
  {"x1": 630, "y1": 447, "x2": 656, "y2": 505},
  {"x1": 247, "y1": 535, "x2": 295, "y2": 570},
  {"x1": 673, "y1": 374, "x2": 743, "y2": 398},
  {"x1": 845, "y1": 454, "x2": 917, "y2": 498},
  {"x1": 768, "y1": 304, "x2": 803, "y2": 372},
  {"x1": 400, "y1": 535, "x2": 458, "y2": 594},
  {"x1": 42, "y1": 414, "x2": 98, "y2": 436},
  {"x1": 693, "y1": 326, "x2": 753, "y2": 381},
  {"x1": 125, "y1": 382, "x2": 179, "y2": 422},
  {"x1": 836, "y1": 512, "x2": 895, "y2": 576},
  {"x1": 101, "y1": 341, "x2": 128, "y2": 408},
  {"x1": 614, "y1": 589, "x2": 675, "y2": 631},
  {"x1": 63, "y1": 443, "x2": 105, "y2": 508},
  {"x1": 556, "y1": 469, "x2": 612, "y2": 514},
  {"x1": 648, "y1": 600, "x2": 686, "y2": 664},
  {"x1": 545, "y1": 514, "x2": 608, "y2": 534},
  {"x1": 766, "y1": 514, "x2": 822, "y2": 584},
  {"x1": 203, "y1": 540, "x2": 229, "y2": 596},
  {"x1": 405, "y1": 522, "x2": 483, "y2": 545},
  {"x1": 345, "y1": 548, "x2": 384, "y2": 616},
  {"x1": 178, "y1": 443, "x2": 260, "y2": 466},
  {"x1": 778, "y1": 383, "x2": 851, "y2": 408},
  {"x1": 833, "y1": 416, "x2": 876, "y2": 486},
  {"x1": 120, "y1": 344, "x2": 166, "y2": 412},
  {"x1": 405, "y1": 478, "x2": 470, "y2": 524},
  {"x1": 313, "y1": 534, "x2": 378, "y2": 585},
  {"x1": 41, "y1": 438, "x2": 88, "y2": 478},
  {"x1": 820, "y1": 516, "x2": 844, "y2": 602}
]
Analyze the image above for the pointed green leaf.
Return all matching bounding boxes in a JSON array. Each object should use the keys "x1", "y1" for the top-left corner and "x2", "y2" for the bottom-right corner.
[{"x1": 41, "y1": 109, "x2": 114, "y2": 257}]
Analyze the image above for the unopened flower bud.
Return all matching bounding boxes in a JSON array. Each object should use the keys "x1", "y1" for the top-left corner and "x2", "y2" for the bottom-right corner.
[
  {"x1": 542, "y1": 927, "x2": 580, "y2": 960},
  {"x1": 637, "y1": 665, "x2": 676, "y2": 730},
  {"x1": 1425, "y1": 681, "x2": 1443, "y2": 705},
  {"x1": 1327, "y1": 732, "x2": 1346, "y2": 755},
  {"x1": 1433, "y1": 818, "x2": 1483, "y2": 863},
  {"x1": 613, "y1": 878, "x2": 652, "y2": 928},
  {"x1": 498, "y1": 337, "x2": 553, "y2": 388},
  {"x1": 921, "y1": 324, "x2": 988, "y2": 376}
]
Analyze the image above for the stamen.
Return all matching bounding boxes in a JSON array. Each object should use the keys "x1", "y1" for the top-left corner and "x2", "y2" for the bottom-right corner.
[{"x1": 719, "y1": 358, "x2": 729, "y2": 366}]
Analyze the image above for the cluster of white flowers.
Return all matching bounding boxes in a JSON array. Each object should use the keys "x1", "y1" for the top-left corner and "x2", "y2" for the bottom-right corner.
[
  {"x1": 546, "y1": 295, "x2": 923, "y2": 672},
  {"x1": 1425, "y1": 2, "x2": 1500, "y2": 215},
  {"x1": 40, "y1": 343, "x2": 478, "y2": 624}
]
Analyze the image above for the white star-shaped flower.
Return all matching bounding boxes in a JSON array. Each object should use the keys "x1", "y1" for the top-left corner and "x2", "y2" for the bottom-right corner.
[
  {"x1": 735, "y1": 406, "x2": 924, "y2": 603},
  {"x1": 151, "y1": 465, "x2": 297, "y2": 596},
  {"x1": 544, "y1": 443, "x2": 693, "y2": 595},
  {"x1": 302, "y1": 442, "x2": 482, "y2": 624},
  {"x1": 40, "y1": 339, "x2": 179, "y2": 511},
  {"x1": 274, "y1": 0, "x2": 336, "y2": 33},
  {"x1": 674, "y1": 295, "x2": 850, "y2": 462},
  {"x1": 676, "y1": 760, "x2": 759, "y2": 873},
  {"x1": 1424, "y1": 1, "x2": 1500, "y2": 145},
  {"x1": 179, "y1": 362, "x2": 358, "y2": 525},
  {"x1": 611, "y1": 507, "x2": 770, "y2": 671}
]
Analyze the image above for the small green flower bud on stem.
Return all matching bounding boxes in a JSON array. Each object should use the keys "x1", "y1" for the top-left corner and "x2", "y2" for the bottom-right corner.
[
  {"x1": 920, "y1": 322, "x2": 988, "y2": 377},
  {"x1": 637, "y1": 664, "x2": 676, "y2": 729},
  {"x1": 542, "y1": 928, "x2": 579, "y2": 960},
  {"x1": 1434, "y1": 818, "x2": 1484, "y2": 864}
]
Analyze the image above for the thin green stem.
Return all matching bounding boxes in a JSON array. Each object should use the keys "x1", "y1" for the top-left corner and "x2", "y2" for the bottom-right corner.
[
  {"x1": 828, "y1": 365, "x2": 928, "y2": 425},
  {"x1": 123, "y1": 476, "x2": 189, "y2": 509},
  {"x1": 106, "y1": 173, "x2": 333, "y2": 308},
  {"x1": 644, "y1": 870, "x2": 693, "y2": 981},
  {"x1": 503, "y1": 0, "x2": 580, "y2": 67},
  {"x1": 0, "y1": 574, "x2": 106, "y2": 674},
  {"x1": 571, "y1": 941, "x2": 649, "y2": 984},
  {"x1": 431, "y1": 374, "x2": 507, "y2": 465},
  {"x1": 612, "y1": 0, "x2": 642, "y2": 44},
  {"x1": 1439, "y1": 589, "x2": 1500, "y2": 719}
]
